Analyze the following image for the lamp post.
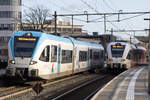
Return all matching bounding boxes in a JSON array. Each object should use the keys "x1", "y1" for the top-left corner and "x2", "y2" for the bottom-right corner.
[{"x1": 144, "y1": 17, "x2": 150, "y2": 94}]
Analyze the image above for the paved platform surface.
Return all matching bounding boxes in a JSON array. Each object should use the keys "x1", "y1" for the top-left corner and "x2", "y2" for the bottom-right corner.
[{"x1": 91, "y1": 66, "x2": 150, "y2": 100}]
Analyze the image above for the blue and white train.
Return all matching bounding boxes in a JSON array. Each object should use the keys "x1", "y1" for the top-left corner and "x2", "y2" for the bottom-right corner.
[{"x1": 6, "y1": 31, "x2": 104, "y2": 80}]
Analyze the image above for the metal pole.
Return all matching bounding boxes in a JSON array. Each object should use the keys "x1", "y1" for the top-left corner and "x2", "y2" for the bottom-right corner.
[
  {"x1": 104, "y1": 14, "x2": 106, "y2": 33},
  {"x1": 110, "y1": 28, "x2": 113, "y2": 42},
  {"x1": 144, "y1": 16, "x2": 150, "y2": 93},
  {"x1": 111, "y1": 28, "x2": 113, "y2": 36},
  {"x1": 54, "y1": 11, "x2": 57, "y2": 35},
  {"x1": 130, "y1": 36, "x2": 131, "y2": 44},
  {"x1": 148, "y1": 15, "x2": 150, "y2": 94},
  {"x1": 72, "y1": 15, "x2": 74, "y2": 36}
]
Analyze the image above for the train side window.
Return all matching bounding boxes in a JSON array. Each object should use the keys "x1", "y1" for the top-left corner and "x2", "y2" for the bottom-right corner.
[
  {"x1": 79, "y1": 51, "x2": 87, "y2": 61},
  {"x1": 61, "y1": 50, "x2": 72, "y2": 63},
  {"x1": 51, "y1": 45, "x2": 57, "y2": 62},
  {"x1": 39, "y1": 46, "x2": 50, "y2": 62}
]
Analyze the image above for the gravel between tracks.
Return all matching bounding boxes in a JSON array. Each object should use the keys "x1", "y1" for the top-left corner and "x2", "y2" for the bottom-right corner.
[{"x1": 6, "y1": 73, "x2": 102, "y2": 100}]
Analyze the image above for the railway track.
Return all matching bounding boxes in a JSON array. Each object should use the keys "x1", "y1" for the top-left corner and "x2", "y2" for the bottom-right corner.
[
  {"x1": 0, "y1": 68, "x2": 121, "y2": 100},
  {"x1": 0, "y1": 74, "x2": 88, "y2": 100},
  {"x1": 46, "y1": 74, "x2": 116, "y2": 100}
]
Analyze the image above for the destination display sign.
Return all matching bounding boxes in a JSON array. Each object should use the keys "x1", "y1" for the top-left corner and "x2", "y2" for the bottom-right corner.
[
  {"x1": 18, "y1": 37, "x2": 37, "y2": 41},
  {"x1": 112, "y1": 45, "x2": 124, "y2": 48}
]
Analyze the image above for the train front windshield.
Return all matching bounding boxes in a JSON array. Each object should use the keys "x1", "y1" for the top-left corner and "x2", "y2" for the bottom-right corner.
[
  {"x1": 14, "y1": 36, "x2": 39, "y2": 58},
  {"x1": 111, "y1": 45, "x2": 125, "y2": 57}
]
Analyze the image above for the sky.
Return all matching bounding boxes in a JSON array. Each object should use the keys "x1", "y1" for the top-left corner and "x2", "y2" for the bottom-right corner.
[{"x1": 22, "y1": 0, "x2": 150, "y2": 42}]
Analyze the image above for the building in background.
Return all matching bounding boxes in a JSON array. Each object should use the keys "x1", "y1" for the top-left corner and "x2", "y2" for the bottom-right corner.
[
  {"x1": 0, "y1": 0, "x2": 21, "y2": 42},
  {"x1": 22, "y1": 18, "x2": 87, "y2": 36},
  {"x1": 0, "y1": 0, "x2": 21, "y2": 66}
]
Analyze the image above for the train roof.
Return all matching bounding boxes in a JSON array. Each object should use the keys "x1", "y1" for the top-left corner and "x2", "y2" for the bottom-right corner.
[
  {"x1": 12, "y1": 31, "x2": 104, "y2": 50},
  {"x1": 136, "y1": 46, "x2": 147, "y2": 51},
  {"x1": 107, "y1": 42, "x2": 147, "y2": 51},
  {"x1": 108, "y1": 41, "x2": 130, "y2": 46}
]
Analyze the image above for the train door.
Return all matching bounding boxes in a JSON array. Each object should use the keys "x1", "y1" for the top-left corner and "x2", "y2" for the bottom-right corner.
[
  {"x1": 57, "y1": 44, "x2": 61, "y2": 73},
  {"x1": 126, "y1": 50, "x2": 132, "y2": 68},
  {"x1": 88, "y1": 48, "x2": 91, "y2": 68},
  {"x1": 90, "y1": 49, "x2": 93, "y2": 67},
  {"x1": 38, "y1": 45, "x2": 50, "y2": 78},
  {"x1": 99, "y1": 50, "x2": 104, "y2": 68},
  {"x1": 50, "y1": 45, "x2": 58, "y2": 74},
  {"x1": 72, "y1": 47, "x2": 77, "y2": 74}
]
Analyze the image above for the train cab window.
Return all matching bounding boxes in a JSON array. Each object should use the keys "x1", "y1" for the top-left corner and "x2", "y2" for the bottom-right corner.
[
  {"x1": 14, "y1": 36, "x2": 39, "y2": 58},
  {"x1": 79, "y1": 51, "x2": 87, "y2": 61},
  {"x1": 111, "y1": 45, "x2": 125, "y2": 57},
  {"x1": 39, "y1": 46, "x2": 50, "y2": 62},
  {"x1": 51, "y1": 45, "x2": 57, "y2": 62},
  {"x1": 61, "y1": 50, "x2": 73, "y2": 63}
]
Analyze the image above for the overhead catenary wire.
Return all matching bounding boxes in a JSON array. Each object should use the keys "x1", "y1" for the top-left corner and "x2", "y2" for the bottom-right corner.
[
  {"x1": 54, "y1": 0, "x2": 83, "y2": 13},
  {"x1": 88, "y1": 13, "x2": 148, "y2": 22},
  {"x1": 23, "y1": 2, "x2": 88, "y2": 23},
  {"x1": 119, "y1": 14, "x2": 147, "y2": 21},
  {"x1": 80, "y1": 0, "x2": 99, "y2": 13},
  {"x1": 102, "y1": 0, "x2": 139, "y2": 36},
  {"x1": 106, "y1": 0, "x2": 119, "y2": 10},
  {"x1": 102, "y1": 0, "x2": 118, "y2": 12},
  {"x1": 80, "y1": 0, "x2": 120, "y2": 33},
  {"x1": 23, "y1": 0, "x2": 149, "y2": 39},
  {"x1": 72, "y1": 0, "x2": 150, "y2": 37},
  {"x1": 103, "y1": 0, "x2": 147, "y2": 37}
]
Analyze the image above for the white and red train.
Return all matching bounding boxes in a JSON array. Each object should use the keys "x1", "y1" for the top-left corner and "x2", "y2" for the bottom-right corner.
[{"x1": 106, "y1": 41, "x2": 147, "y2": 70}]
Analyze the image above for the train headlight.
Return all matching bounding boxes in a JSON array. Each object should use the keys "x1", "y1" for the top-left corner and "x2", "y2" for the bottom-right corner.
[
  {"x1": 9, "y1": 60, "x2": 15, "y2": 64},
  {"x1": 30, "y1": 61, "x2": 37, "y2": 65}
]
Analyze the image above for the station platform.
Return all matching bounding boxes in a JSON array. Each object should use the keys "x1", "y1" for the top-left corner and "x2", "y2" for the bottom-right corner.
[{"x1": 91, "y1": 66, "x2": 150, "y2": 100}]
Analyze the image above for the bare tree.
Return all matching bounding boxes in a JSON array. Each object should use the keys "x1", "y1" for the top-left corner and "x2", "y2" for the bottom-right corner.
[{"x1": 23, "y1": 5, "x2": 51, "y2": 31}]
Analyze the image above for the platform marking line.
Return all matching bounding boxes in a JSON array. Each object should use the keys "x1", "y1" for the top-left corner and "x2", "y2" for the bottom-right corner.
[
  {"x1": 112, "y1": 69, "x2": 137, "y2": 100},
  {"x1": 91, "y1": 68, "x2": 136, "y2": 100},
  {"x1": 126, "y1": 67, "x2": 144, "y2": 100}
]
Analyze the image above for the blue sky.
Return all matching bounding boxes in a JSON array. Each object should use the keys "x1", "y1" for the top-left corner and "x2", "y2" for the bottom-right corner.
[{"x1": 23, "y1": 0, "x2": 150, "y2": 41}]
